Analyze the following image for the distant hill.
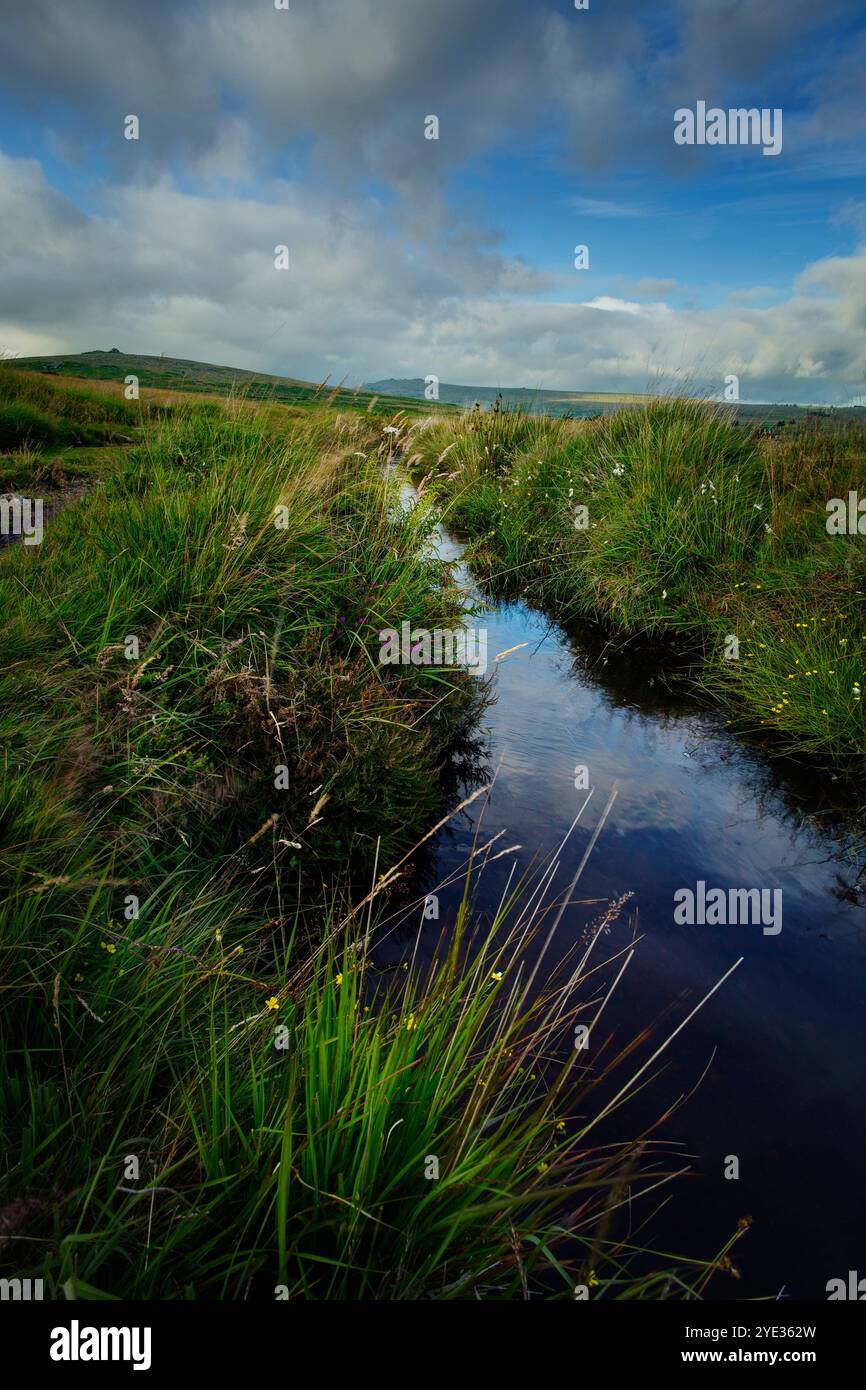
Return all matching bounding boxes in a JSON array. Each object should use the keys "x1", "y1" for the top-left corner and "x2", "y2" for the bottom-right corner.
[
  {"x1": 5, "y1": 355, "x2": 862, "y2": 424},
  {"x1": 364, "y1": 377, "x2": 866, "y2": 424},
  {"x1": 363, "y1": 377, "x2": 649, "y2": 417},
  {"x1": 3, "y1": 351, "x2": 448, "y2": 415}
]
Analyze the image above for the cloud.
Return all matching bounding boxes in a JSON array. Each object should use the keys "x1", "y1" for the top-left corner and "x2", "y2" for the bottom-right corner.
[
  {"x1": 0, "y1": 152, "x2": 557, "y2": 381},
  {"x1": 0, "y1": 0, "x2": 581, "y2": 193},
  {"x1": 831, "y1": 200, "x2": 866, "y2": 234},
  {"x1": 668, "y1": 0, "x2": 854, "y2": 86},
  {"x1": 797, "y1": 24, "x2": 866, "y2": 148},
  {"x1": 727, "y1": 287, "x2": 775, "y2": 304},
  {"x1": 1, "y1": 153, "x2": 864, "y2": 404},
  {"x1": 0, "y1": 4, "x2": 864, "y2": 405},
  {"x1": 570, "y1": 198, "x2": 649, "y2": 219},
  {"x1": 579, "y1": 296, "x2": 672, "y2": 318},
  {"x1": 4, "y1": 0, "x2": 861, "y2": 193},
  {"x1": 626, "y1": 277, "x2": 681, "y2": 299}
]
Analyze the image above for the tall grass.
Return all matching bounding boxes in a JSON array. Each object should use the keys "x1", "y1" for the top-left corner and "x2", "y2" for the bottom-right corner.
[
  {"x1": 1, "y1": 402, "x2": 482, "y2": 892},
  {"x1": 0, "y1": 800, "x2": 739, "y2": 1300},
  {"x1": 0, "y1": 385, "x2": 737, "y2": 1298},
  {"x1": 0, "y1": 368, "x2": 153, "y2": 451},
  {"x1": 409, "y1": 399, "x2": 866, "y2": 780}
]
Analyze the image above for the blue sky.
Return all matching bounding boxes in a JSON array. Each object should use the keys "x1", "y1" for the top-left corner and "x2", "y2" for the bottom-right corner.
[
  {"x1": 1, "y1": 0, "x2": 864, "y2": 402},
  {"x1": 451, "y1": 157, "x2": 850, "y2": 304}
]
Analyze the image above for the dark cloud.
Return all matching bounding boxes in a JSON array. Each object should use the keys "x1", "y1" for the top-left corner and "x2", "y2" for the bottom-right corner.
[{"x1": 1, "y1": 0, "x2": 862, "y2": 189}]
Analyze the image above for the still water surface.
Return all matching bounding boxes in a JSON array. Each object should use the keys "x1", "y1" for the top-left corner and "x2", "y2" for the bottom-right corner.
[{"x1": 387, "y1": 487, "x2": 866, "y2": 1300}]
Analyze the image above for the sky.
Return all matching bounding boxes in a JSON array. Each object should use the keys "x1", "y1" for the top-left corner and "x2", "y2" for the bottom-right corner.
[{"x1": 0, "y1": 0, "x2": 864, "y2": 403}]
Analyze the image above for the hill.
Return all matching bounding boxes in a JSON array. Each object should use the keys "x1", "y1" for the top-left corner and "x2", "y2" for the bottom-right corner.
[
  {"x1": 5, "y1": 351, "x2": 448, "y2": 416},
  {"x1": 364, "y1": 376, "x2": 866, "y2": 424}
]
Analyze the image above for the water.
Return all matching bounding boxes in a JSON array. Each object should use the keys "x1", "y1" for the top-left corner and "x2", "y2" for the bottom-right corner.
[{"x1": 387, "y1": 485, "x2": 866, "y2": 1300}]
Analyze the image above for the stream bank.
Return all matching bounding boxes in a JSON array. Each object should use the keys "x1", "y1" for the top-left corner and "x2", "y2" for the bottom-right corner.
[{"x1": 386, "y1": 477, "x2": 866, "y2": 1301}]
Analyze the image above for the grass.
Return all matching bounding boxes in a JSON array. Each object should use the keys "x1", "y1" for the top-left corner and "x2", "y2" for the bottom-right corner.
[
  {"x1": 408, "y1": 398, "x2": 866, "y2": 786},
  {"x1": 0, "y1": 368, "x2": 151, "y2": 453},
  {"x1": 5, "y1": 352, "x2": 457, "y2": 419},
  {"x1": 0, "y1": 377, "x2": 736, "y2": 1299},
  {"x1": 0, "y1": 849, "x2": 742, "y2": 1300},
  {"x1": 1, "y1": 401, "x2": 482, "y2": 896}
]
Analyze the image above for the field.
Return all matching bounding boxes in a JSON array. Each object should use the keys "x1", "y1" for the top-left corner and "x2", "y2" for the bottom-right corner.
[
  {"x1": 7, "y1": 351, "x2": 454, "y2": 421},
  {"x1": 407, "y1": 399, "x2": 866, "y2": 785},
  {"x1": 365, "y1": 377, "x2": 866, "y2": 425},
  {"x1": 0, "y1": 369, "x2": 739, "y2": 1299}
]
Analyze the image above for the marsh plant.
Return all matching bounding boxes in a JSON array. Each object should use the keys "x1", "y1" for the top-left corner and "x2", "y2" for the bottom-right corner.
[
  {"x1": 378, "y1": 621, "x2": 488, "y2": 674},
  {"x1": 0, "y1": 381, "x2": 742, "y2": 1300},
  {"x1": 407, "y1": 397, "x2": 866, "y2": 789}
]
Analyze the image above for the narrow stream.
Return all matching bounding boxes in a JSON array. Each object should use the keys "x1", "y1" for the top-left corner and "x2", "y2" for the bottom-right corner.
[{"x1": 387, "y1": 481, "x2": 866, "y2": 1301}]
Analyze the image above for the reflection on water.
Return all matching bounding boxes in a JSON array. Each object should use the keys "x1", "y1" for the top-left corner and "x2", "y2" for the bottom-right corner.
[{"x1": 384, "y1": 485, "x2": 866, "y2": 1300}]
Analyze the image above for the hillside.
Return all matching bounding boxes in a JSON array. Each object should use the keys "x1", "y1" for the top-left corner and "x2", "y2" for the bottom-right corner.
[
  {"x1": 9, "y1": 355, "x2": 861, "y2": 426},
  {"x1": 6, "y1": 350, "x2": 449, "y2": 416},
  {"x1": 364, "y1": 376, "x2": 866, "y2": 424},
  {"x1": 365, "y1": 377, "x2": 653, "y2": 413}
]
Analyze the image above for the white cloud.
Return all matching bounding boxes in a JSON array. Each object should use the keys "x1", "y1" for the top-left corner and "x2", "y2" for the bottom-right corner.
[
  {"x1": 626, "y1": 278, "x2": 681, "y2": 299},
  {"x1": 580, "y1": 296, "x2": 672, "y2": 318},
  {"x1": 1, "y1": 153, "x2": 863, "y2": 404},
  {"x1": 569, "y1": 198, "x2": 649, "y2": 219}
]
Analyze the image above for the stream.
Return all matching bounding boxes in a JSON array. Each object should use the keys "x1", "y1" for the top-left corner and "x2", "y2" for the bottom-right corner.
[{"x1": 384, "y1": 479, "x2": 866, "y2": 1301}]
